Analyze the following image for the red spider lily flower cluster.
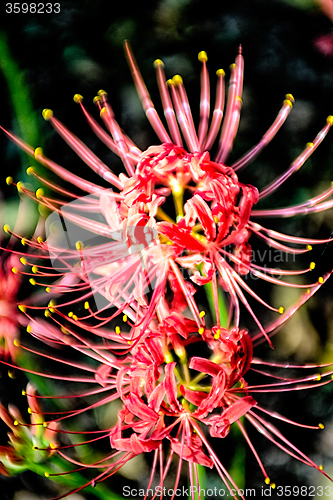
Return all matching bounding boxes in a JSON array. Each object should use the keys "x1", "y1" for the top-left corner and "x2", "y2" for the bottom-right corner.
[{"x1": 1, "y1": 42, "x2": 333, "y2": 499}]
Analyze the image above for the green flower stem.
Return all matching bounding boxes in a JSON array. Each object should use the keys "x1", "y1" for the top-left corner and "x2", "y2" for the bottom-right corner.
[
  {"x1": 190, "y1": 461, "x2": 206, "y2": 500},
  {"x1": 204, "y1": 280, "x2": 228, "y2": 328},
  {"x1": 228, "y1": 417, "x2": 246, "y2": 491}
]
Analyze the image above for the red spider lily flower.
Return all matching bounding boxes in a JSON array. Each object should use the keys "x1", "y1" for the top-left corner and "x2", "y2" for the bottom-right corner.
[
  {"x1": 0, "y1": 193, "x2": 45, "y2": 362},
  {"x1": 1, "y1": 43, "x2": 333, "y2": 346},
  {"x1": 0, "y1": 197, "x2": 78, "y2": 363},
  {"x1": 1, "y1": 42, "x2": 333, "y2": 499},
  {"x1": 0, "y1": 250, "x2": 24, "y2": 363},
  {"x1": 0, "y1": 383, "x2": 58, "y2": 477},
  {"x1": 5, "y1": 319, "x2": 332, "y2": 499}
]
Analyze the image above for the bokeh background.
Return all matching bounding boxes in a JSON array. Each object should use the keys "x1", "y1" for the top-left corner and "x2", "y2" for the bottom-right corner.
[{"x1": 1, "y1": 0, "x2": 333, "y2": 498}]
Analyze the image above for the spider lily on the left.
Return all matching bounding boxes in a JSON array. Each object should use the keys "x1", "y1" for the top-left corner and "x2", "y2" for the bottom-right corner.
[
  {"x1": 0, "y1": 41, "x2": 333, "y2": 498},
  {"x1": 0, "y1": 192, "x2": 49, "y2": 363}
]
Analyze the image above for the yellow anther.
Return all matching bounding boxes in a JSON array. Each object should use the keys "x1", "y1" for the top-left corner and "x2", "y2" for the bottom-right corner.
[
  {"x1": 20, "y1": 257, "x2": 27, "y2": 265},
  {"x1": 198, "y1": 51, "x2": 208, "y2": 62},
  {"x1": 13, "y1": 420, "x2": 19, "y2": 426},
  {"x1": 43, "y1": 422, "x2": 48, "y2": 427},
  {"x1": 36, "y1": 188, "x2": 44, "y2": 199},
  {"x1": 3, "y1": 224, "x2": 10, "y2": 233},
  {"x1": 97, "y1": 89, "x2": 107, "y2": 96},
  {"x1": 45, "y1": 287, "x2": 51, "y2": 293},
  {"x1": 319, "y1": 423, "x2": 325, "y2": 429},
  {"x1": 93, "y1": 95, "x2": 101, "y2": 104},
  {"x1": 306, "y1": 244, "x2": 312, "y2": 251},
  {"x1": 75, "y1": 241, "x2": 84, "y2": 251},
  {"x1": 214, "y1": 332, "x2": 220, "y2": 340},
  {"x1": 26, "y1": 167, "x2": 34, "y2": 175},
  {"x1": 32, "y1": 266, "x2": 38, "y2": 273},
  {"x1": 171, "y1": 181, "x2": 182, "y2": 195},
  {"x1": 11, "y1": 267, "x2": 18, "y2": 274},
  {"x1": 34, "y1": 147, "x2": 43, "y2": 157},
  {"x1": 73, "y1": 93, "x2": 83, "y2": 103},
  {"x1": 16, "y1": 181, "x2": 24, "y2": 192},
  {"x1": 285, "y1": 93, "x2": 294, "y2": 102},
  {"x1": 29, "y1": 278, "x2": 36, "y2": 285},
  {"x1": 316, "y1": 374, "x2": 322, "y2": 381},
  {"x1": 216, "y1": 69, "x2": 225, "y2": 77},
  {"x1": 309, "y1": 262, "x2": 316, "y2": 270},
  {"x1": 172, "y1": 75, "x2": 183, "y2": 85},
  {"x1": 319, "y1": 465, "x2": 324, "y2": 470},
  {"x1": 318, "y1": 277, "x2": 324, "y2": 284},
  {"x1": 84, "y1": 301, "x2": 90, "y2": 310},
  {"x1": 48, "y1": 300, "x2": 56, "y2": 313},
  {"x1": 166, "y1": 79, "x2": 174, "y2": 86},
  {"x1": 306, "y1": 142, "x2": 314, "y2": 148},
  {"x1": 68, "y1": 311, "x2": 73, "y2": 318},
  {"x1": 100, "y1": 106, "x2": 107, "y2": 116},
  {"x1": 72, "y1": 315, "x2": 78, "y2": 321},
  {"x1": 127, "y1": 340, "x2": 132, "y2": 345},
  {"x1": 32, "y1": 445, "x2": 38, "y2": 450},
  {"x1": 37, "y1": 237, "x2": 43, "y2": 244},
  {"x1": 49, "y1": 442, "x2": 57, "y2": 450},
  {"x1": 283, "y1": 98, "x2": 293, "y2": 107},
  {"x1": 326, "y1": 115, "x2": 333, "y2": 125},
  {"x1": 26, "y1": 325, "x2": 32, "y2": 333},
  {"x1": 123, "y1": 314, "x2": 128, "y2": 322},
  {"x1": 42, "y1": 108, "x2": 53, "y2": 120},
  {"x1": 44, "y1": 472, "x2": 50, "y2": 478},
  {"x1": 199, "y1": 310, "x2": 206, "y2": 318},
  {"x1": 278, "y1": 306, "x2": 284, "y2": 314},
  {"x1": 8, "y1": 369, "x2": 16, "y2": 379},
  {"x1": 6, "y1": 176, "x2": 13, "y2": 185},
  {"x1": 165, "y1": 353, "x2": 174, "y2": 364},
  {"x1": 198, "y1": 327, "x2": 204, "y2": 335},
  {"x1": 13, "y1": 339, "x2": 20, "y2": 347},
  {"x1": 44, "y1": 310, "x2": 51, "y2": 318},
  {"x1": 18, "y1": 304, "x2": 26, "y2": 313},
  {"x1": 154, "y1": 59, "x2": 164, "y2": 68},
  {"x1": 270, "y1": 483, "x2": 276, "y2": 489},
  {"x1": 27, "y1": 407, "x2": 32, "y2": 414},
  {"x1": 115, "y1": 326, "x2": 121, "y2": 335},
  {"x1": 21, "y1": 238, "x2": 26, "y2": 246},
  {"x1": 265, "y1": 477, "x2": 270, "y2": 485},
  {"x1": 22, "y1": 390, "x2": 26, "y2": 396},
  {"x1": 61, "y1": 326, "x2": 70, "y2": 335},
  {"x1": 229, "y1": 63, "x2": 236, "y2": 70}
]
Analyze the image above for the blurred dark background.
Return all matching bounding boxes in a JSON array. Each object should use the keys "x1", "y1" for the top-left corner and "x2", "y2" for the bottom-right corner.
[{"x1": 1, "y1": 0, "x2": 333, "y2": 498}]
